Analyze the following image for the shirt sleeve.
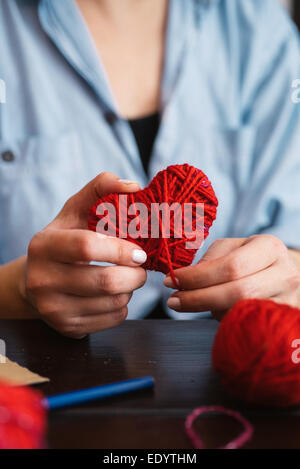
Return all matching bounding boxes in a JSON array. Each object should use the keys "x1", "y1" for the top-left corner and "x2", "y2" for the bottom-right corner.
[{"x1": 232, "y1": 0, "x2": 300, "y2": 249}]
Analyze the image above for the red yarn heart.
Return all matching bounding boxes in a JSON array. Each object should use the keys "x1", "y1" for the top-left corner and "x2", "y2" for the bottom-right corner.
[{"x1": 88, "y1": 164, "x2": 218, "y2": 287}]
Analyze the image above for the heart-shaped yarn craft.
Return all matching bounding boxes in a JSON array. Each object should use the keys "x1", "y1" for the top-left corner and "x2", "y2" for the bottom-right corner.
[{"x1": 88, "y1": 164, "x2": 218, "y2": 287}]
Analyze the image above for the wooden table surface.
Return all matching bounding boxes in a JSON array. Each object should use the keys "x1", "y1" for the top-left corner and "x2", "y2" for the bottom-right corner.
[{"x1": 1, "y1": 319, "x2": 300, "y2": 449}]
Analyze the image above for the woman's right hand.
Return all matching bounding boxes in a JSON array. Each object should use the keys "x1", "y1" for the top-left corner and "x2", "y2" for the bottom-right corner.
[{"x1": 23, "y1": 172, "x2": 147, "y2": 338}]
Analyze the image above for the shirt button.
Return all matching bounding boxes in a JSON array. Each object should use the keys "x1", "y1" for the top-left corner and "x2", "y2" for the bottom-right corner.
[{"x1": 1, "y1": 150, "x2": 15, "y2": 162}]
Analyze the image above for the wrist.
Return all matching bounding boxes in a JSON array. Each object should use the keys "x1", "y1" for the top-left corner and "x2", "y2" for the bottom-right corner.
[{"x1": 0, "y1": 256, "x2": 38, "y2": 319}]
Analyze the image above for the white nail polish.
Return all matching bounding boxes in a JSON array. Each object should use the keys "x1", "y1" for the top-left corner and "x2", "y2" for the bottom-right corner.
[
  {"x1": 118, "y1": 179, "x2": 138, "y2": 185},
  {"x1": 132, "y1": 249, "x2": 147, "y2": 264}
]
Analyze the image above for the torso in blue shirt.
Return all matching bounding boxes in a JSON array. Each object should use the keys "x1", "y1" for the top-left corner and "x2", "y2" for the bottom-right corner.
[{"x1": 1, "y1": 0, "x2": 300, "y2": 318}]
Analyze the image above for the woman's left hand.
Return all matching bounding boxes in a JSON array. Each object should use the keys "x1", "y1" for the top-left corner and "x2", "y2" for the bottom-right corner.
[{"x1": 164, "y1": 235, "x2": 300, "y2": 320}]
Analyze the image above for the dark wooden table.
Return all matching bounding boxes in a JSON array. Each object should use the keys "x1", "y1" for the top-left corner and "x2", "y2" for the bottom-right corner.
[{"x1": 1, "y1": 319, "x2": 300, "y2": 449}]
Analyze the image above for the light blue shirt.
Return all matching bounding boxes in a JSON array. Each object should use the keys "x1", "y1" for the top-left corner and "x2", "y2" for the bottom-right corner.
[{"x1": 1, "y1": 0, "x2": 300, "y2": 319}]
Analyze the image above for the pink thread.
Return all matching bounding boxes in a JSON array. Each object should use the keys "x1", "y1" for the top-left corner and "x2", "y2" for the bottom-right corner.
[{"x1": 185, "y1": 406, "x2": 254, "y2": 450}]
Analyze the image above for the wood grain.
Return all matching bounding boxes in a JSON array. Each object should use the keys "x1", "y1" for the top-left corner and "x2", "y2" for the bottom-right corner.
[{"x1": 1, "y1": 319, "x2": 299, "y2": 449}]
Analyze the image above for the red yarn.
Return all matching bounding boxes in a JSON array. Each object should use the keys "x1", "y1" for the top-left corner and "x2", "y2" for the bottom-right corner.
[
  {"x1": 88, "y1": 164, "x2": 218, "y2": 287},
  {"x1": 213, "y1": 299, "x2": 300, "y2": 408},
  {"x1": 0, "y1": 381, "x2": 46, "y2": 449}
]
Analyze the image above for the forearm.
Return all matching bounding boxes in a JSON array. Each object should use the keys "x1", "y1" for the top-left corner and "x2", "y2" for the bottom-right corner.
[{"x1": 0, "y1": 256, "x2": 37, "y2": 319}]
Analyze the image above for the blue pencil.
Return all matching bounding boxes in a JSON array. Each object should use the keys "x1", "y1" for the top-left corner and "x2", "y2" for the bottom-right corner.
[{"x1": 43, "y1": 376, "x2": 155, "y2": 410}]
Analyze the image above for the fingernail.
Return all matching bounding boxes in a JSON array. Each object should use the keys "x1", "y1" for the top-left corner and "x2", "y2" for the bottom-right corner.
[
  {"x1": 164, "y1": 276, "x2": 179, "y2": 289},
  {"x1": 167, "y1": 297, "x2": 181, "y2": 311},
  {"x1": 132, "y1": 249, "x2": 147, "y2": 264},
  {"x1": 118, "y1": 179, "x2": 139, "y2": 185}
]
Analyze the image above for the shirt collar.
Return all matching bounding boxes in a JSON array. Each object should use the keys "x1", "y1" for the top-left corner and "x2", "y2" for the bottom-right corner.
[
  {"x1": 39, "y1": 0, "x2": 118, "y2": 112},
  {"x1": 38, "y1": 0, "x2": 219, "y2": 114}
]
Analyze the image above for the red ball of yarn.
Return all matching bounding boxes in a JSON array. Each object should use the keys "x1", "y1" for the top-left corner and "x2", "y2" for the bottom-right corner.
[
  {"x1": 88, "y1": 164, "x2": 218, "y2": 286},
  {"x1": 0, "y1": 381, "x2": 46, "y2": 449},
  {"x1": 212, "y1": 299, "x2": 300, "y2": 408}
]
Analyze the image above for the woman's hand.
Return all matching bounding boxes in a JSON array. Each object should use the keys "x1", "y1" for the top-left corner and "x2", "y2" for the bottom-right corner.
[
  {"x1": 23, "y1": 173, "x2": 147, "y2": 338},
  {"x1": 164, "y1": 235, "x2": 300, "y2": 320}
]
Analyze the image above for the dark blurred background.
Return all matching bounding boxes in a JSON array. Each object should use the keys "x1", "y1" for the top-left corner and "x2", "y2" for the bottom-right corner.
[
  {"x1": 294, "y1": 2, "x2": 300, "y2": 29},
  {"x1": 280, "y1": 0, "x2": 300, "y2": 29}
]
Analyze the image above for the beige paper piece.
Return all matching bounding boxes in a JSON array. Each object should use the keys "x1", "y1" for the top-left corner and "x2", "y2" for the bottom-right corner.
[{"x1": 0, "y1": 354, "x2": 49, "y2": 385}]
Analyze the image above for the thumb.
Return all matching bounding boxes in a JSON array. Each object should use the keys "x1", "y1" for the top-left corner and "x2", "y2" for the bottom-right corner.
[{"x1": 52, "y1": 172, "x2": 140, "y2": 229}]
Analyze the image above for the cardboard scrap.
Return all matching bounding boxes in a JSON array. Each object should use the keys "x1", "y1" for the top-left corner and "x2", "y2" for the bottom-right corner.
[{"x1": 0, "y1": 354, "x2": 49, "y2": 386}]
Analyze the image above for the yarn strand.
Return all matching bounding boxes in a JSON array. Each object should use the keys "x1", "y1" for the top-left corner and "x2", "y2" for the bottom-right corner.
[{"x1": 88, "y1": 164, "x2": 218, "y2": 285}]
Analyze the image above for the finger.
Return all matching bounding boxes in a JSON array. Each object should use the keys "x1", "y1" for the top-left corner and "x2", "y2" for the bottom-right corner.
[
  {"x1": 211, "y1": 269, "x2": 300, "y2": 321},
  {"x1": 44, "y1": 307, "x2": 128, "y2": 339},
  {"x1": 211, "y1": 292, "x2": 300, "y2": 321},
  {"x1": 167, "y1": 264, "x2": 288, "y2": 312},
  {"x1": 64, "y1": 292, "x2": 132, "y2": 315},
  {"x1": 74, "y1": 307, "x2": 129, "y2": 336},
  {"x1": 36, "y1": 229, "x2": 147, "y2": 266},
  {"x1": 43, "y1": 263, "x2": 147, "y2": 296},
  {"x1": 200, "y1": 238, "x2": 246, "y2": 262},
  {"x1": 164, "y1": 238, "x2": 246, "y2": 290},
  {"x1": 54, "y1": 172, "x2": 141, "y2": 228},
  {"x1": 165, "y1": 235, "x2": 278, "y2": 290}
]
